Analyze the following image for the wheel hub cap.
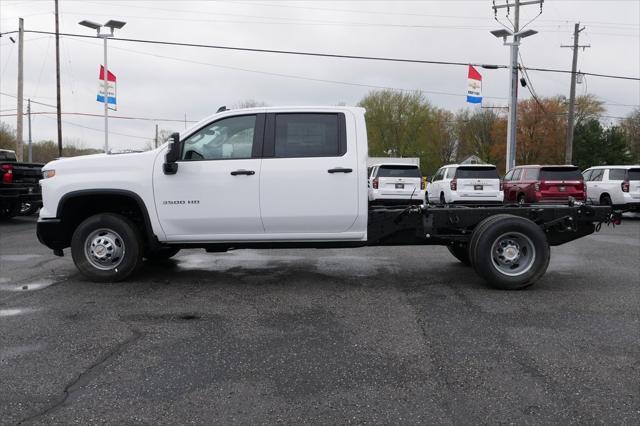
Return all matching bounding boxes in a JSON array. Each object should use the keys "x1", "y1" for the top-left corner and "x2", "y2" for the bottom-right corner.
[
  {"x1": 84, "y1": 229, "x2": 125, "y2": 271},
  {"x1": 491, "y1": 233, "x2": 536, "y2": 277}
]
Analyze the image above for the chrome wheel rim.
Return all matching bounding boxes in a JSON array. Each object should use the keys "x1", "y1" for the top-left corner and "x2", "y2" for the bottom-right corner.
[
  {"x1": 490, "y1": 232, "x2": 536, "y2": 277},
  {"x1": 84, "y1": 228, "x2": 125, "y2": 271}
]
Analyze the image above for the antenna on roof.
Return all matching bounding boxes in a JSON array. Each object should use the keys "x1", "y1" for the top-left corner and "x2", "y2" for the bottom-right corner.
[{"x1": 217, "y1": 106, "x2": 228, "y2": 113}]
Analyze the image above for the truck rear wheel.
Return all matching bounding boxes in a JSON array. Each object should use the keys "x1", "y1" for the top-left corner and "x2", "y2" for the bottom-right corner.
[
  {"x1": 469, "y1": 215, "x2": 550, "y2": 290},
  {"x1": 71, "y1": 213, "x2": 143, "y2": 282},
  {"x1": 447, "y1": 244, "x2": 470, "y2": 266}
]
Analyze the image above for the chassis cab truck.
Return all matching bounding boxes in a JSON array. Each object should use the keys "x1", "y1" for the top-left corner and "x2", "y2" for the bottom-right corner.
[{"x1": 37, "y1": 107, "x2": 615, "y2": 289}]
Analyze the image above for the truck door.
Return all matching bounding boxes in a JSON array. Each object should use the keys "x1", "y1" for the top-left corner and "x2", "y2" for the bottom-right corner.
[
  {"x1": 259, "y1": 112, "x2": 359, "y2": 234},
  {"x1": 153, "y1": 114, "x2": 265, "y2": 240}
]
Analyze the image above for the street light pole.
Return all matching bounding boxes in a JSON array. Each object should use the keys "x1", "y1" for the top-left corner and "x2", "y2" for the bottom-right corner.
[
  {"x1": 78, "y1": 19, "x2": 126, "y2": 154},
  {"x1": 102, "y1": 33, "x2": 109, "y2": 153},
  {"x1": 491, "y1": 0, "x2": 543, "y2": 172}
]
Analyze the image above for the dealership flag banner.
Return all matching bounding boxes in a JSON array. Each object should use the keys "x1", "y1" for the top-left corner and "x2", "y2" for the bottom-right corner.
[
  {"x1": 97, "y1": 65, "x2": 117, "y2": 106},
  {"x1": 466, "y1": 65, "x2": 482, "y2": 104}
]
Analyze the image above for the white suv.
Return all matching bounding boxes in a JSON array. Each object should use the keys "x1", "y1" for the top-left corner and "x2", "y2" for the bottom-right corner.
[
  {"x1": 368, "y1": 163, "x2": 425, "y2": 205},
  {"x1": 427, "y1": 164, "x2": 504, "y2": 205},
  {"x1": 582, "y1": 165, "x2": 640, "y2": 210}
]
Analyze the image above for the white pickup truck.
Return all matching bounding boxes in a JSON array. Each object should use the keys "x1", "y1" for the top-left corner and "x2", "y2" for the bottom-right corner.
[{"x1": 37, "y1": 106, "x2": 617, "y2": 289}]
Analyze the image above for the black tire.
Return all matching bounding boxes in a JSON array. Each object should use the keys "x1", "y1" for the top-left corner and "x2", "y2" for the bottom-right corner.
[
  {"x1": 468, "y1": 214, "x2": 512, "y2": 267},
  {"x1": 0, "y1": 202, "x2": 21, "y2": 220},
  {"x1": 469, "y1": 214, "x2": 550, "y2": 290},
  {"x1": 600, "y1": 194, "x2": 612, "y2": 206},
  {"x1": 439, "y1": 193, "x2": 446, "y2": 205},
  {"x1": 144, "y1": 246, "x2": 180, "y2": 261},
  {"x1": 71, "y1": 213, "x2": 143, "y2": 282},
  {"x1": 447, "y1": 243, "x2": 471, "y2": 266}
]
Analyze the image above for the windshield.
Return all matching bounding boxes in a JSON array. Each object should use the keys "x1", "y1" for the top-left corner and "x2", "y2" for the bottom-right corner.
[
  {"x1": 455, "y1": 166, "x2": 499, "y2": 179},
  {"x1": 628, "y1": 168, "x2": 640, "y2": 181},
  {"x1": 377, "y1": 165, "x2": 421, "y2": 178},
  {"x1": 539, "y1": 167, "x2": 582, "y2": 180}
]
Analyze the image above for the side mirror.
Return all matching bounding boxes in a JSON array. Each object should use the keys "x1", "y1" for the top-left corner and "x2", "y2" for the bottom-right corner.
[
  {"x1": 163, "y1": 132, "x2": 181, "y2": 175},
  {"x1": 426, "y1": 175, "x2": 432, "y2": 183}
]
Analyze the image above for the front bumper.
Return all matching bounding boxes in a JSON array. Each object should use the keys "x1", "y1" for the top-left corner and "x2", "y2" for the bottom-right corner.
[{"x1": 36, "y1": 218, "x2": 69, "y2": 250}]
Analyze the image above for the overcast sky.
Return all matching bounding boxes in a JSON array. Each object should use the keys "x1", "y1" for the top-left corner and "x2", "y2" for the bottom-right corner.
[{"x1": 1, "y1": 0, "x2": 638, "y2": 151}]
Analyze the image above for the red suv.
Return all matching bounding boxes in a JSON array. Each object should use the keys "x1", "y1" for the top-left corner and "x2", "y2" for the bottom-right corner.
[{"x1": 503, "y1": 165, "x2": 586, "y2": 204}]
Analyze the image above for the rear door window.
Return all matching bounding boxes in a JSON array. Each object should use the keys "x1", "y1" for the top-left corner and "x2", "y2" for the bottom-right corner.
[
  {"x1": 377, "y1": 165, "x2": 421, "y2": 178},
  {"x1": 628, "y1": 168, "x2": 640, "y2": 181},
  {"x1": 523, "y1": 169, "x2": 539, "y2": 180},
  {"x1": 272, "y1": 113, "x2": 344, "y2": 158},
  {"x1": 608, "y1": 169, "x2": 626, "y2": 180},
  {"x1": 455, "y1": 166, "x2": 499, "y2": 179},
  {"x1": 539, "y1": 167, "x2": 582, "y2": 180}
]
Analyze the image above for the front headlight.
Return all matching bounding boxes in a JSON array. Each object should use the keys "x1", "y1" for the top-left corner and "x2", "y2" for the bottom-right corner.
[{"x1": 42, "y1": 169, "x2": 56, "y2": 179}]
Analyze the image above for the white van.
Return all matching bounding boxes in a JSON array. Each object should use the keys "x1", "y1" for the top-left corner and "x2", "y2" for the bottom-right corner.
[
  {"x1": 368, "y1": 163, "x2": 424, "y2": 205},
  {"x1": 427, "y1": 164, "x2": 504, "y2": 204}
]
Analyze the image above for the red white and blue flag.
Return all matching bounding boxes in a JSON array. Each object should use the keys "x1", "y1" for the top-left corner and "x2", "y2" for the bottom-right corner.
[
  {"x1": 466, "y1": 65, "x2": 482, "y2": 104},
  {"x1": 97, "y1": 65, "x2": 117, "y2": 105}
]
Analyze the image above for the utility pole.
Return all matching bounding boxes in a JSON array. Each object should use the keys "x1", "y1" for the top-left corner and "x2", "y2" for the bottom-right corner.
[
  {"x1": 562, "y1": 23, "x2": 589, "y2": 165},
  {"x1": 27, "y1": 99, "x2": 33, "y2": 162},
  {"x1": 16, "y1": 18, "x2": 24, "y2": 161},
  {"x1": 55, "y1": 0, "x2": 63, "y2": 157},
  {"x1": 155, "y1": 124, "x2": 159, "y2": 148},
  {"x1": 491, "y1": 0, "x2": 543, "y2": 172}
]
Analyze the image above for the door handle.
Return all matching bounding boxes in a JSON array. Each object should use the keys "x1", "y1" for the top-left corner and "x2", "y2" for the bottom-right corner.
[
  {"x1": 230, "y1": 169, "x2": 255, "y2": 176},
  {"x1": 328, "y1": 167, "x2": 353, "y2": 174}
]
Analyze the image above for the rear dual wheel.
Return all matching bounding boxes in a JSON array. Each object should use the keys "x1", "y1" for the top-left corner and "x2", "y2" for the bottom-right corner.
[{"x1": 467, "y1": 214, "x2": 550, "y2": 290}]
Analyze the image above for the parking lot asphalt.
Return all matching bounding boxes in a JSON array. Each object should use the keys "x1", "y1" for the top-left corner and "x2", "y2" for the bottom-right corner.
[{"x1": 1, "y1": 215, "x2": 639, "y2": 425}]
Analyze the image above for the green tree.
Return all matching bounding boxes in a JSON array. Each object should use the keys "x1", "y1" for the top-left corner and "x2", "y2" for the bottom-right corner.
[
  {"x1": 358, "y1": 90, "x2": 434, "y2": 169},
  {"x1": 0, "y1": 122, "x2": 16, "y2": 151},
  {"x1": 455, "y1": 108, "x2": 504, "y2": 168},
  {"x1": 573, "y1": 119, "x2": 632, "y2": 170},
  {"x1": 621, "y1": 108, "x2": 640, "y2": 163}
]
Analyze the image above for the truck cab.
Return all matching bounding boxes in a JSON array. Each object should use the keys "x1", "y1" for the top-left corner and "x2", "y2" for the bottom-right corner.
[{"x1": 38, "y1": 107, "x2": 369, "y2": 269}]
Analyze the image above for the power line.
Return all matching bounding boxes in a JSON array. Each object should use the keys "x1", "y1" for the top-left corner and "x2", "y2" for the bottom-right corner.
[
  {"x1": 0, "y1": 110, "x2": 198, "y2": 123},
  {"x1": 67, "y1": 36, "x2": 508, "y2": 101},
  {"x1": 0, "y1": 29, "x2": 634, "y2": 82},
  {"x1": 37, "y1": 114, "x2": 152, "y2": 140}
]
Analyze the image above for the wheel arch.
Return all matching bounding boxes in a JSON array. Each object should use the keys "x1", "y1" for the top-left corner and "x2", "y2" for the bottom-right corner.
[
  {"x1": 599, "y1": 192, "x2": 611, "y2": 202},
  {"x1": 56, "y1": 189, "x2": 157, "y2": 249}
]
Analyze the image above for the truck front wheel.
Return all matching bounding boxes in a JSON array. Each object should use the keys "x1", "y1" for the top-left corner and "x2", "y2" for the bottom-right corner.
[
  {"x1": 71, "y1": 213, "x2": 143, "y2": 282},
  {"x1": 469, "y1": 215, "x2": 550, "y2": 290}
]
